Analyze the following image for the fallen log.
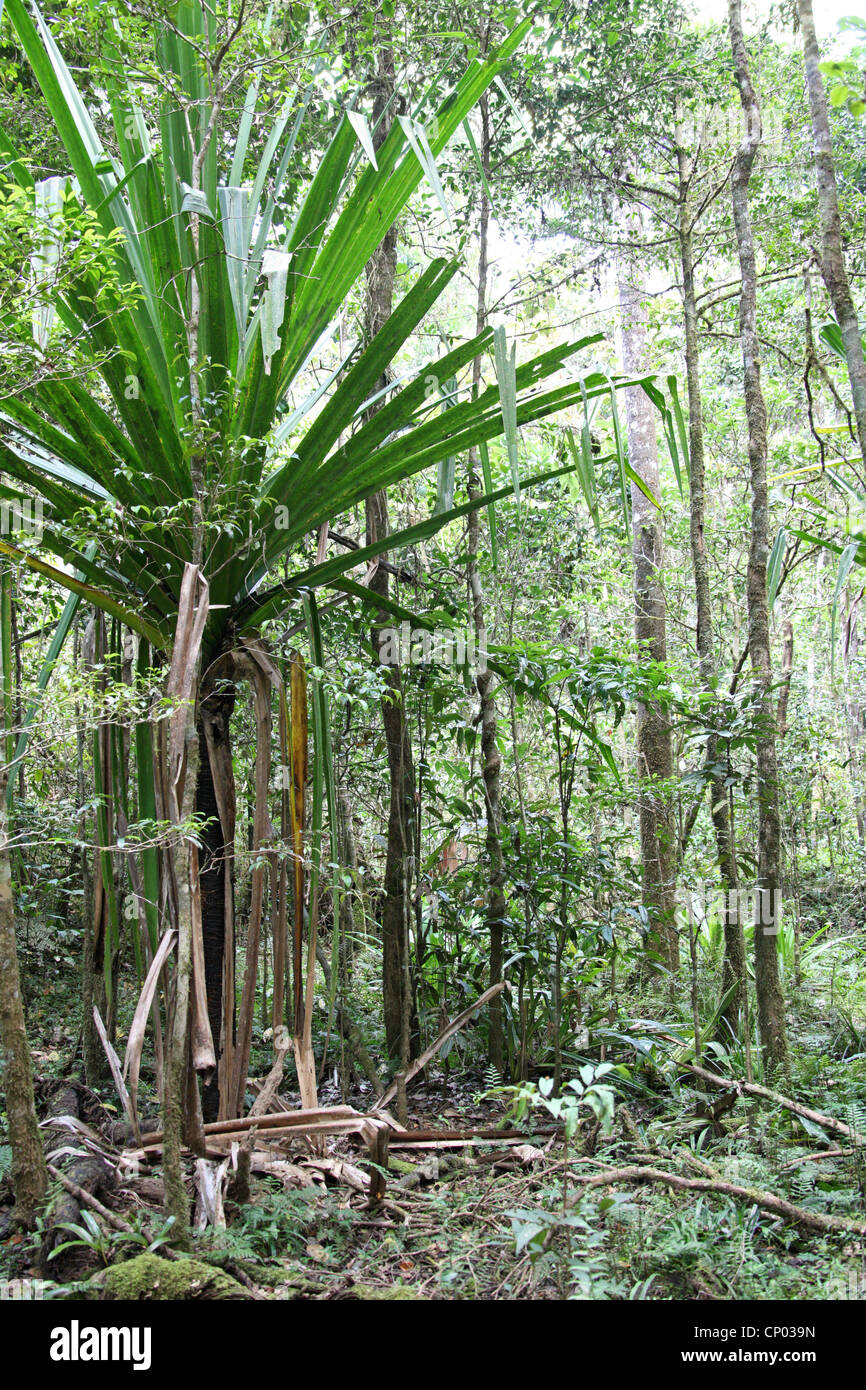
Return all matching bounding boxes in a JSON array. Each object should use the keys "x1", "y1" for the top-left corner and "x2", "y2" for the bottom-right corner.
[
  {"x1": 50, "y1": 1167, "x2": 270, "y2": 1294},
  {"x1": 135, "y1": 1105, "x2": 391, "y2": 1203},
  {"x1": 47, "y1": 1164, "x2": 130, "y2": 1235},
  {"x1": 139, "y1": 1106, "x2": 366, "y2": 1147},
  {"x1": 40, "y1": 1086, "x2": 117, "y2": 1275}
]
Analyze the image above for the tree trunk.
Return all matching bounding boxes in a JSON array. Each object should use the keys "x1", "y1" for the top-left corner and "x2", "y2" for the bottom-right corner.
[
  {"x1": 79, "y1": 615, "x2": 106, "y2": 1085},
  {"x1": 777, "y1": 619, "x2": 794, "y2": 737},
  {"x1": 843, "y1": 595, "x2": 866, "y2": 841},
  {"x1": 676, "y1": 134, "x2": 745, "y2": 1032},
  {"x1": 367, "y1": 494, "x2": 417, "y2": 1066},
  {"x1": 465, "y1": 92, "x2": 508, "y2": 1075},
  {"x1": 798, "y1": 0, "x2": 866, "y2": 465},
  {"x1": 728, "y1": 0, "x2": 789, "y2": 1073},
  {"x1": 0, "y1": 767, "x2": 48, "y2": 1226},
  {"x1": 363, "y1": 48, "x2": 417, "y2": 1068},
  {"x1": 616, "y1": 232, "x2": 679, "y2": 974},
  {"x1": 197, "y1": 686, "x2": 236, "y2": 1122}
]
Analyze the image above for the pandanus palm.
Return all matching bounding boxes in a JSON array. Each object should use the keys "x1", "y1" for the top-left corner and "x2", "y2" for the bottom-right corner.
[{"x1": 1, "y1": 0, "x2": 636, "y2": 1119}]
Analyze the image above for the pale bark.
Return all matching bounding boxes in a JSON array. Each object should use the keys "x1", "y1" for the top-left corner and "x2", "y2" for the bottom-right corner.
[
  {"x1": 843, "y1": 595, "x2": 866, "y2": 840},
  {"x1": 798, "y1": 0, "x2": 866, "y2": 466},
  {"x1": 161, "y1": 566, "x2": 210, "y2": 1237},
  {"x1": 777, "y1": 619, "x2": 794, "y2": 737},
  {"x1": 728, "y1": 0, "x2": 788, "y2": 1072},
  {"x1": 616, "y1": 231, "x2": 679, "y2": 974}
]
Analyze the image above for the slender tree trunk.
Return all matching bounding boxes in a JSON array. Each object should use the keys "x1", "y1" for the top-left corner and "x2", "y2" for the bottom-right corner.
[
  {"x1": 777, "y1": 619, "x2": 794, "y2": 737},
  {"x1": 363, "y1": 49, "x2": 416, "y2": 1069},
  {"x1": 465, "y1": 92, "x2": 507, "y2": 1075},
  {"x1": 616, "y1": 232, "x2": 679, "y2": 974},
  {"x1": 843, "y1": 595, "x2": 866, "y2": 841},
  {"x1": 197, "y1": 687, "x2": 236, "y2": 1122},
  {"x1": 367, "y1": 493, "x2": 417, "y2": 1065},
  {"x1": 161, "y1": 567, "x2": 212, "y2": 1235},
  {"x1": 798, "y1": 0, "x2": 866, "y2": 464},
  {"x1": 337, "y1": 779, "x2": 360, "y2": 976},
  {"x1": 80, "y1": 616, "x2": 106, "y2": 1084},
  {"x1": 676, "y1": 137, "x2": 745, "y2": 1031},
  {"x1": 0, "y1": 767, "x2": 47, "y2": 1226},
  {"x1": 162, "y1": 767, "x2": 197, "y2": 1242},
  {"x1": 728, "y1": 0, "x2": 789, "y2": 1073}
]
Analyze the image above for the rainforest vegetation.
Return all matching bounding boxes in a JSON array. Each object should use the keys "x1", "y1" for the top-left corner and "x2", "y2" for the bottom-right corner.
[{"x1": 0, "y1": 0, "x2": 865, "y2": 1311}]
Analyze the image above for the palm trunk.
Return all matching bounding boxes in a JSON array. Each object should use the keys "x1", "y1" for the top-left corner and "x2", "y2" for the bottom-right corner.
[
  {"x1": 798, "y1": 0, "x2": 866, "y2": 465},
  {"x1": 616, "y1": 233, "x2": 679, "y2": 974},
  {"x1": 676, "y1": 135, "x2": 745, "y2": 1031},
  {"x1": 728, "y1": 0, "x2": 789, "y2": 1073}
]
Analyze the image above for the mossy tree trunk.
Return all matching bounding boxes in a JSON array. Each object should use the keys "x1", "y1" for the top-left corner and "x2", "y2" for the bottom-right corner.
[{"x1": 0, "y1": 767, "x2": 48, "y2": 1227}]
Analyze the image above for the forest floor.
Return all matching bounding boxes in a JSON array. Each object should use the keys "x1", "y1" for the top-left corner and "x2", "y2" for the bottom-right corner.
[
  {"x1": 1, "y1": 1056, "x2": 865, "y2": 1301},
  {"x1": 3, "y1": 909, "x2": 866, "y2": 1301}
]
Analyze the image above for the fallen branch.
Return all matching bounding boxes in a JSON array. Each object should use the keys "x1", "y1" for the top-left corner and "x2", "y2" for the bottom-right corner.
[
  {"x1": 683, "y1": 1063, "x2": 866, "y2": 1147},
  {"x1": 246, "y1": 1078, "x2": 291, "y2": 1113},
  {"x1": 782, "y1": 1149, "x2": 855, "y2": 1169},
  {"x1": 570, "y1": 1164, "x2": 866, "y2": 1237},
  {"x1": 47, "y1": 1164, "x2": 131, "y2": 1234},
  {"x1": 247, "y1": 1029, "x2": 292, "y2": 1119},
  {"x1": 123, "y1": 930, "x2": 176, "y2": 1144},
  {"x1": 373, "y1": 981, "x2": 506, "y2": 1113},
  {"x1": 386, "y1": 1126, "x2": 558, "y2": 1145},
  {"x1": 92, "y1": 1006, "x2": 136, "y2": 1133},
  {"x1": 390, "y1": 1136, "x2": 534, "y2": 1151}
]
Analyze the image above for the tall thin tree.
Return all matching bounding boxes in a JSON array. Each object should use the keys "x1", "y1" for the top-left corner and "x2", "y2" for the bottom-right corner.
[
  {"x1": 363, "y1": 46, "x2": 417, "y2": 1079},
  {"x1": 798, "y1": 0, "x2": 866, "y2": 467},
  {"x1": 675, "y1": 126, "x2": 745, "y2": 1031},
  {"x1": 616, "y1": 223, "x2": 679, "y2": 975},
  {"x1": 465, "y1": 87, "x2": 508, "y2": 1074},
  {"x1": 728, "y1": 0, "x2": 788, "y2": 1072}
]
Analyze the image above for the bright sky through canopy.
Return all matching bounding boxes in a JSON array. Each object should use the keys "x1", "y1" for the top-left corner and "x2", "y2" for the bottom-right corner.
[{"x1": 691, "y1": 0, "x2": 863, "y2": 49}]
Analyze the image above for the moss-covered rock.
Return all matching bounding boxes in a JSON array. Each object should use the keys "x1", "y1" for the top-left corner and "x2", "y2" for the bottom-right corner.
[{"x1": 102, "y1": 1252, "x2": 249, "y2": 1301}]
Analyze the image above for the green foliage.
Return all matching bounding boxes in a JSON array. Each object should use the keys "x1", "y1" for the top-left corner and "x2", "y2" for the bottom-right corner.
[{"x1": 48, "y1": 1208, "x2": 177, "y2": 1266}]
